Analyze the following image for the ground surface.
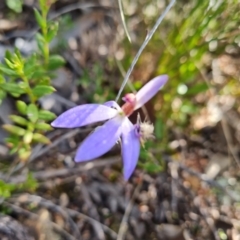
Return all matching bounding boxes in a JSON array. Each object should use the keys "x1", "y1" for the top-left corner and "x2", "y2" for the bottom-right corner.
[{"x1": 0, "y1": 0, "x2": 240, "y2": 239}]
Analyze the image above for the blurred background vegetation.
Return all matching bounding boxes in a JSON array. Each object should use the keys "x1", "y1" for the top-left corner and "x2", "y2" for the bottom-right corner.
[{"x1": 0, "y1": 0, "x2": 240, "y2": 239}]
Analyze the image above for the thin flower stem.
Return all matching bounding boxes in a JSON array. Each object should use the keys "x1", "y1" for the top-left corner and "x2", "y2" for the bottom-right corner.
[
  {"x1": 115, "y1": 58, "x2": 150, "y2": 121},
  {"x1": 115, "y1": 0, "x2": 176, "y2": 102},
  {"x1": 118, "y1": 0, "x2": 131, "y2": 43}
]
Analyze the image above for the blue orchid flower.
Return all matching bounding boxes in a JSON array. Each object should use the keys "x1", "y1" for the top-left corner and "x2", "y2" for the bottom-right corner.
[{"x1": 51, "y1": 75, "x2": 168, "y2": 180}]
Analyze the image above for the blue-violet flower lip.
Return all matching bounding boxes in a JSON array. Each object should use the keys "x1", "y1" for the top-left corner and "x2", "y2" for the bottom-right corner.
[
  {"x1": 75, "y1": 115, "x2": 125, "y2": 162},
  {"x1": 121, "y1": 118, "x2": 140, "y2": 180},
  {"x1": 51, "y1": 74, "x2": 168, "y2": 180}
]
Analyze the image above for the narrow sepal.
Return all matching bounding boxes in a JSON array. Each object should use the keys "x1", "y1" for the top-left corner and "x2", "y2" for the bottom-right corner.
[
  {"x1": 135, "y1": 75, "x2": 168, "y2": 109},
  {"x1": 121, "y1": 118, "x2": 140, "y2": 180},
  {"x1": 51, "y1": 104, "x2": 117, "y2": 128}
]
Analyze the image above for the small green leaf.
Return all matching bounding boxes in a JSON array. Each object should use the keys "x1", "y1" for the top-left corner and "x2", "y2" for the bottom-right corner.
[
  {"x1": 0, "y1": 65, "x2": 18, "y2": 76},
  {"x1": 9, "y1": 115, "x2": 28, "y2": 126},
  {"x1": 48, "y1": 55, "x2": 65, "y2": 70},
  {"x1": 24, "y1": 67, "x2": 36, "y2": 79},
  {"x1": 16, "y1": 101, "x2": 27, "y2": 115},
  {"x1": 38, "y1": 77, "x2": 51, "y2": 85},
  {"x1": 5, "y1": 136, "x2": 20, "y2": 147},
  {"x1": 27, "y1": 104, "x2": 39, "y2": 123},
  {"x1": 32, "y1": 85, "x2": 55, "y2": 98},
  {"x1": 32, "y1": 133, "x2": 50, "y2": 144},
  {"x1": 34, "y1": 8, "x2": 45, "y2": 29},
  {"x1": 144, "y1": 162, "x2": 162, "y2": 173},
  {"x1": 3, "y1": 124, "x2": 25, "y2": 136},
  {"x1": 5, "y1": 50, "x2": 13, "y2": 61},
  {"x1": 23, "y1": 131, "x2": 33, "y2": 144},
  {"x1": 24, "y1": 54, "x2": 37, "y2": 78},
  {"x1": 1, "y1": 82, "x2": 25, "y2": 96},
  {"x1": 35, "y1": 122, "x2": 52, "y2": 131},
  {"x1": 9, "y1": 146, "x2": 19, "y2": 155},
  {"x1": 6, "y1": 0, "x2": 23, "y2": 13},
  {"x1": 187, "y1": 83, "x2": 209, "y2": 95},
  {"x1": 31, "y1": 69, "x2": 47, "y2": 79},
  {"x1": 38, "y1": 110, "x2": 56, "y2": 121},
  {"x1": 4, "y1": 58, "x2": 15, "y2": 69},
  {"x1": 14, "y1": 48, "x2": 23, "y2": 63},
  {"x1": 46, "y1": 21, "x2": 59, "y2": 42}
]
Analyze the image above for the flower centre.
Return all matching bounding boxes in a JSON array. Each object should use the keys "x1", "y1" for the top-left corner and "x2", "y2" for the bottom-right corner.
[
  {"x1": 121, "y1": 102, "x2": 135, "y2": 116},
  {"x1": 121, "y1": 93, "x2": 136, "y2": 116}
]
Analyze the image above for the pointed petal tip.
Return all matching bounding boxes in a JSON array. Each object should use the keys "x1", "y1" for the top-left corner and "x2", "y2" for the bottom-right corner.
[
  {"x1": 134, "y1": 74, "x2": 169, "y2": 110},
  {"x1": 74, "y1": 148, "x2": 92, "y2": 162},
  {"x1": 154, "y1": 74, "x2": 169, "y2": 86},
  {"x1": 123, "y1": 164, "x2": 136, "y2": 181},
  {"x1": 50, "y1": 119, "x2": 60, "y2": 128},
  {"x1": 74, "y1": 155, "x2": 84, "y2": 163},
  {"x1": 50, "y1": 118, "x2": 71, "y2": 128},
  {"x1": 123, "y1": 171, "x2": 132, "y2": 181},
  {"x1": 50, "y1": 120, "x2": 57, "y2": 128}
]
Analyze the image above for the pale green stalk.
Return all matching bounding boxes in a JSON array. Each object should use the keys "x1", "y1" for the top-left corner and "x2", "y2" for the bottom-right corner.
[
  {"x1": 118, "y1": 0, "x2": 131, "y2": 43},
  {"x1": 115, "y1": 0, "x2": 176, "y2": 102}
]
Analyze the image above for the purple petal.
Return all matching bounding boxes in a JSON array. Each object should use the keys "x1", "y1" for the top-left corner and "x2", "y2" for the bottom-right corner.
[
  {"x1": 75, "y1": 116, "x2": 125, "y2": 162},
  {"x1": 121, "y1": 119, "x2": 140, "y2": 180},
  {"x1": 135, "y1": 75, "x2": 168, "y2": 110},
  {"x1": 51, "y1": 104, "x2": 117, "y2": 128},
  {"x1": 104, "y1": 101, "x2": 121, "y2": 110}
]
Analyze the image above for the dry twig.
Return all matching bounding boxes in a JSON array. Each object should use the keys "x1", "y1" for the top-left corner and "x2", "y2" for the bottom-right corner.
[
  {"x1": 10, "y1": 194, "x2": 118, "y2": 239},
  {"x1": 116, "y1": 180, "x2": 142, "y2": 240}
]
